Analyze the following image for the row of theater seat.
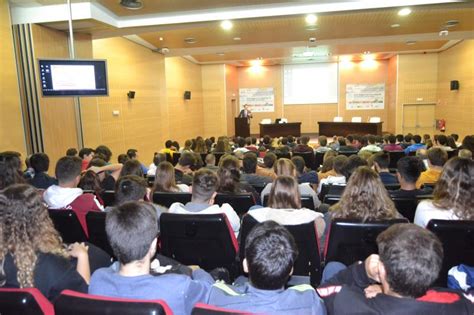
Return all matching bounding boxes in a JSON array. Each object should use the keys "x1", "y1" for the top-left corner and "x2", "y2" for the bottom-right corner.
[
  {"x1": 0, "y1": 288, "x2": 247, "y2": 315},
  {"x1": 48, "y1": 209, "x2": 474, "y2": 289}
]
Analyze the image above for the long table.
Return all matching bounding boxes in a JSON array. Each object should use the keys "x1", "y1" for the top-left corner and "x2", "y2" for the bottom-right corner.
[
  {"x1": 318, "y1": 121, "x2": 383, "y2": 136},
  {"x1": 259, "y1": 122, "x2": 301, "y2": 138}
]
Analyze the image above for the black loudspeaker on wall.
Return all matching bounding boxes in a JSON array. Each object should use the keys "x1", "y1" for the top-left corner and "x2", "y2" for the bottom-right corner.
[
  {"x1": 127, "y1": 91, "x2": 136, "y2": 99},
  {"x1": 450, "y1": 80, "x2": 459, "y2": 91},
  {"x1": 184, "y1": 91, "x2": 191, "y2": 100}
]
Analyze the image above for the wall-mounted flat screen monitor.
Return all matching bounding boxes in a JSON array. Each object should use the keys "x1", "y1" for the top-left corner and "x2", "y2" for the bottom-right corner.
[{"x1": 38, "y1": 59, "x2": 108, "y2": 97}]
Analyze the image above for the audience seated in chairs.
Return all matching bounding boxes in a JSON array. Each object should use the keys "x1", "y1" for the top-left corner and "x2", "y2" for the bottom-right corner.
[
  {"x1": 383, "y1": 134, "x2": 404, "y2": 152},
  {"x1": 152, "y1": 161, "x2": 189, "y2": 193},
  {"x1": 292, "y1": 155, "x2": 319, "y2": 188},
  {"x1": 256, "y1": 152, "x2": 277, "y2": 179},
  {"x1": 390, "y1": 157, "x2": 432, "y2": 198},
  {"x1": 217, "y1": 155, "x2": 259, "y2": 203},
  {"x1": 43, "y1": 156, "x2": 104, "y2": 233},
  {"x1": 89, "y1": 201, "x2": 214, "y2": 314},
  {"x1": 292, "y1": 135, "x2": 314, "y2": 154},
  {"x1": 174, "y1": 152, "x2": 195, "y2": 185},
  {"x1": 78, "y1": 170, "x2": 104, "y2": 199},
  {"x1": 0, "y1": 184, "x2": 89, "y2": 300},
  {"x1": 203, "y1": 153, "x2": 219, "y2": 172},
  {"x1": 260, "y1": 158, "x2": 321, "y2": 209},
  {"x1": 249, "y1": 176, "x2": 325, "y2": 238},
  {"x1": 372, "y1": 153, "x2": 398, "y2": 185},
  {"x1": 28, "y1": 153, "x2": 57, "y2": 189},
  {"x1": 88, "y1": 157, "x2": 123, "y2": 191},
  {"x1": 318, "y1": 223, "x2": 473, "y2": 314},
  {"x1": 207, "y1": 221, "x2": 326, "y2": 314},
  {"x1": 127, "y1": 148, "x2": 149, "y2": 175},
  {"x1": 359, "y1": 135, "x2": 382, "y2": 153},
  {"x1": 315, "y1": 136, "x2": 332, "y2": 153},
  {"x1": 404, "y1": 134, "x2": 426, "y2": 155},
  {"x1": 0, "y1": 151, "x2": 26, "y2": 190},
  {"x1": 240, "y1": 152, "x2": 272, "y2": 187},
  {"x1": 317, "y1": 155, "x2": 347, "y2": 193},
  {"x1": 168, "y1": 169, "x2": 240, "y2": 236},
  {"x1": 416, "y1": 147, "x2": 448, "y2": 189},
  {"x1": 415, "y1": 157, "x2": 473, "y2": 227},
  {"x1": 147, "y1": 152, "x2": 167, "y2": 177}
]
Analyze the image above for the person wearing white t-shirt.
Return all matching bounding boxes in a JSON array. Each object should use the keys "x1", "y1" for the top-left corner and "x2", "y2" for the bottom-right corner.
[
  {"x1": 414, "y1": 157, "x2": 473, "y2": 227},
  {"x1": 168, "y1": 169, "x2": 240, "y2": 236}
]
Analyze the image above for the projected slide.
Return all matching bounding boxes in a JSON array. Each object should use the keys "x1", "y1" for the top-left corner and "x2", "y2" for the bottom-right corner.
[{"x1": 51, "y1": 65, "x2": 96, "y2": 90}]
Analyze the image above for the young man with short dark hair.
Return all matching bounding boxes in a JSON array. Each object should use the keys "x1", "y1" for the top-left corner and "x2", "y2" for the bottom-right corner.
[
  {"x1": 372, "y1": 153, "x2": 398, "y2": 185},
  {"x1": 256, "y1": 152, "x2": 277, "y2": 179},
  {"x1": 293, "y1": 136, "x2": 314, "y2": 153},
  {"x1": 174, "y1": 152, "x2": 195, "y2": 185},
  {"x1": 79, "y1": 147, "x2": 95, "y2": 171},
  {"x1": 126, "y1": 148, "x2": 148, "y2": 174},
  {"x1": 168, "y1": 169, "x2": 240, "y2": 236},
  {"x1": 318, "y1": 223, "x2": 473, "y2": 314},
  {"x1": 241, "y1": 152, "x2": 272, "y2": 186},
  {"x1": 89, "y1": 201, "x2": 214, "y2": 314},
  {"x1": 315, "y1": 136, "x2": 331, "y2": 153},
  {"x1": 390, "y1": 157, "x2": 431, "y2": 198},
  {"x1": 416, "y1": 147, "x2": 448, "y2": 188},
  {"x1": 360, "y1": 135, "x2": 382, "y2": 153},
  {"x1": 43, "y1": 156, "x2": 104, "y2": 235},
  {"x1": 28, "y1": 152, "x2": 57, "y2": 189},
  {"x1": 207, "y1": 221, "x2": 326, "y2": 314},
  {"x1": 383, "y1": 135, "x2": 404, "y2": 152},
  {"x1": 404, "y1": 135, "x2": 426, "y2": 155},
  {"x1": 292, "y1": 155, "x2": 318, "y2": 186}
]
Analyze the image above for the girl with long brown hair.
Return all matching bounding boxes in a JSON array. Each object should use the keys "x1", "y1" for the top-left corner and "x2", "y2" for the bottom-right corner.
[
  {"x1": 0, "y1": 184, "x2": 89, "y2": 300},
  {"x1": 260, "y1": 158, "x2": 321, "y2": 209},
  {"x1": 152, "y1": 161, "x2": 189, "y2": 193},
  {"x1": 217, "y1": 155, "x2": 258, "y2": 201},
  {"x1": 414, "y1": 157, "x2": 474, "y2": 227},
  {"x1": 249, "y1": 176, "x2": 325, "y2": 237},
  {"x1": 330, "y1": 166, "x2": 400, "y2": 221}
]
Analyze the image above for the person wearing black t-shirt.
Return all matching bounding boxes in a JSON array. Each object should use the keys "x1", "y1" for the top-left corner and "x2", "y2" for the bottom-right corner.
[{"x1": 390, "y1": 156, "x2": 432, "y2": 198}]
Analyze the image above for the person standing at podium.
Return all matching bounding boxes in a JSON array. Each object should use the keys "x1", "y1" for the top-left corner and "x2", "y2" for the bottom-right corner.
[{"x1": 238, "y1": 104, "x2": 253, "y2": 123}]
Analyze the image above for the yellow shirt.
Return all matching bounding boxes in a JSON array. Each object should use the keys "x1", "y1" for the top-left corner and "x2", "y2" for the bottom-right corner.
[{"x1": 416, "y1": 168, "x2": 442, "y2": 189}]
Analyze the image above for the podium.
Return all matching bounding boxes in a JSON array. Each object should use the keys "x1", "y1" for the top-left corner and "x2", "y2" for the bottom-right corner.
[{"x1": 235, "y1": 117, "x2": 250, "y2": 138}]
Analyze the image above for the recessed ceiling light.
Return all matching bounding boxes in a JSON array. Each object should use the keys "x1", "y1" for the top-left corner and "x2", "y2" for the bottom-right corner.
[
  {"x1": 220, "y1": 20, "x2": 233, "y2": 30},
  {"x1": 305, "y1": 14, "x2": 317, "y2": 24},
  {"x1": 120, "y1": 0, "x2": 143, "y2": 10},
  {"x1": 184, "y1": 37, "x2": 197, "y2": 44},
  {"x1": 398, "y1": 8, "x2": 411, "y2": 16},
  {"x1": 363, "y1": 51, "x2": 371, "y2": 54},
  {"x1": 159, "y1": 37, "x2": 164, "y2": 41},
  {"x1": 406, "y1": 40, "x2": 417, "y2": 45},
  {"x1": 391, "y1": 24, "x2": 400, "y2": 28},
  {"x1": 250, "y1": 59, "x2": 263, "y2": 66},
  {"x1": 233, "y1": 37, "x2": 241, "y2": 41}
]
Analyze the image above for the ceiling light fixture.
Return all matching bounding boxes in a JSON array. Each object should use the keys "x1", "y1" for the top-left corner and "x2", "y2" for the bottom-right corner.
[
  {"x1": 398, "y1": 8, "x2": 411, "y2": 16},
  {"x1": 363, "y1": 51, "x2": 371, "y2": 54},
  {"x1": 250, "y1": 59, "x2": 263, "y2": 67},
  {"x1": 391, "y1": 24, "x2": 400, "y2": 28},
  {"x1": 120, "y1": 0, "x2": 143, "y2": 10},
  {"x1": 220, "y1": 20, "x2": 233, "y2": 30},
  {"x1": 305, "y1": 14, "x2": 318, "y2": 24},
  {"x1": 159, "y1": 37, "x2": 164, "y2": 41}
]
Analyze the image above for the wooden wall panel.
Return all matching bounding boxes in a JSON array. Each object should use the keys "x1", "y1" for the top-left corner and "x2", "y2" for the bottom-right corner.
[
  {"x1": 202, "y1": 64, "x2": 227, "y2": 138},
  {"x1": 31, "y1": 24, "x2": 79, "y2": 167},
  {"x1": 225, "y1": 65, "x2": 239, "y2": 136},
  {"x1": 165, "y1": 57, "x2": 204, "y2": 144},
  {"x1": 0, "y1": 0, "x2": 26, "y2": 156},
  {"x1": 397, "y1": 53, "x2": 438, "y2": 134},
  {"x1": 437, "y1": 40, "x2": 474, "y2": 139},
  {"x1": 88, "y1": 37, "x2": 166, "y2": 163},
  {"x1": 386, "y1": 56, "x2": 398, "y2": 133}
]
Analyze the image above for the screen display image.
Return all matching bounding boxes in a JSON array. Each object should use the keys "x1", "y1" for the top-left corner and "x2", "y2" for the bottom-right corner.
[{"x1": 39, "y1": 59, "x2": 108, "y2": 96}]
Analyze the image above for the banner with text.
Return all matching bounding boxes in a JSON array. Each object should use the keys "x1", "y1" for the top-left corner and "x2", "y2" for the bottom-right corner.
[
  {"x1": 239, "y1": 88, "x2": 275, "y2": 112},
  {"x1": 346, "y1": 84, "x2": 385, "y2": 110}
]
